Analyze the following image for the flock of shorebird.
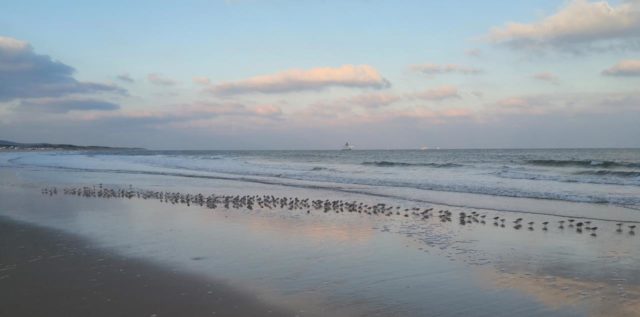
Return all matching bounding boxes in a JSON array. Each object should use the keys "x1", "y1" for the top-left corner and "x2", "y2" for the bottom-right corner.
[{"x1": 40, "y1": 185, "x2": 638, "y2": 237}]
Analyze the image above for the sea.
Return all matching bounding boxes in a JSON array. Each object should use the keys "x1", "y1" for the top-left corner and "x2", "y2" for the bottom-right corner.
[{"x1": 2, "y1": 148, "x2": 639, "y2": 219}]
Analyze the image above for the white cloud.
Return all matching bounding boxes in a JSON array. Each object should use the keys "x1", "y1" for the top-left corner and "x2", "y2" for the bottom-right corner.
[
  {"x1": 602, "y1": 59, "x2": 640, "y2": 76},
  {"x1": 210, "y1": 65, "x2": 390, "y2": 95},
  {"x1": 488, "y1": 0, "x2": 640, "y2": 52}
]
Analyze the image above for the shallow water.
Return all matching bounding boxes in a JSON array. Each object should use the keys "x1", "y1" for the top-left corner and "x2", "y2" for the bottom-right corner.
[{"x1": 1, "y1": 152, "x2": 639, "y2": 316}]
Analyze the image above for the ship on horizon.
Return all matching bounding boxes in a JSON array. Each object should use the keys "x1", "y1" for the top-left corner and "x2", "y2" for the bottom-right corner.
[{"x1": 342, "y1": 142, "x2": 353, "y2": 151}]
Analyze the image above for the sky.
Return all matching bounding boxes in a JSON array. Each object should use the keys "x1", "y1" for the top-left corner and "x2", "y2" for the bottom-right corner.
[{"x1": 1, "y1": 0, "x2": 640, "y2": 149}]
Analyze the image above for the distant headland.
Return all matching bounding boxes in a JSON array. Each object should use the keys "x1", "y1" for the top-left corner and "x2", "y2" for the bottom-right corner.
[{"x1": 0, "y1": 140, "x2": 144, "y2": 151}]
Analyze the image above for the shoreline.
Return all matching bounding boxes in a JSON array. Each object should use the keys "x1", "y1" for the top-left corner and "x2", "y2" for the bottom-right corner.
[
  {"x1": 2, "y1": 150, "x2": 639, "y2": 223},
  {"x1": 1, "y1": 159, "x2": 639, "y2": 316},
  {"x1": 0, "y1": 216, "x2": 295, "y2": 317}
]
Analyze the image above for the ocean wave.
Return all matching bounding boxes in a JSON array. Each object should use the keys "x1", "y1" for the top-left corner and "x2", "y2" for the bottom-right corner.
[
  {"x1": 30, "y1": 163, "x2": 640, "y2": 207},
  {"x1": 362, "y1": 161, "x2": 462, "y2": 168},
  {"x1": 6, "y1": 151, "x2": 640, "y2": 209},
  {"x1": 573, "y1": 170, "x2": 640, "y2": 178},
  {"x1": 525, "y1": 159, "x2": 640, "y2": 168},
  {"x1": 494, "y1": 170, "x2": 640, "y2": 186}
]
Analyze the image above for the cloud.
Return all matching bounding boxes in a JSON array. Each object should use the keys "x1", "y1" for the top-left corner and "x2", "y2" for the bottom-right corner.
[
  {"x1": 487, "y1": 0, "x2": 640, "y2": 52},
  {"x1": 532, "y1": 72, "x2": 560, "y2": 83},
  {"x1": 0, "y1": 36, "x2": 125, "y2": 102},
  {"x1": 411, "y1": 63, "x2": 482, "y2": 76},
  {"x1": 493, "y1": 92, "x2": 640, "y2": 115},
  {"x1": 465, "y1": 49, "x2": 482, "y2": 57},
  {"x1": 192, "y1": 76, "x2": 211, "y2": 85},
  {"x1": 18, "y1": 97, "x2": 120, "y2": 113},
  {"x1": 210, "y1": 65, "x2": 390, "y2": 95},
  {"x1": 76, "y1": 100, "x2": 284, "y2": 128},
  {"x1": 304, "y1": 87, "x2": 460, "y2": 121},
  {"x1": 347, "y1": 92, "x2": 400, "y2": 108},
  {"x1": 252, "y1": 104, "x2": 282, "y2": 116},
  {"x1": 116, "y1": 73, "x2": 134, "y2": 83},
  {"x1": 411, "y1": 85, "x2": 461, "y2": 101},
  {"x1": 392, "y1": 107, "x2": 473, "y2": 121},
  {"x1": 148, "y1": 73, "x2": 177, "y2": 86},
  {"x1": 602, "y1": 59, "x2": 640, "y2": 76},
  {"x1": 497, "y1": 97, "x2": 534, "y2": 108}
]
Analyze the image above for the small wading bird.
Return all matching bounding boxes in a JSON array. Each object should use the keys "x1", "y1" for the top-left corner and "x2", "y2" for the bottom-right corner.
[{"x1": 39, "y1": 186, "x2": 637, "y2": 239}]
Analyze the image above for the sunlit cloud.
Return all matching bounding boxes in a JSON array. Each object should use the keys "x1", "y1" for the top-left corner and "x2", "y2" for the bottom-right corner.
[
  {"x1": 252, "y1": 104, "x2": 282, "y2": 116},
  {"x1": 602, "y1": 59, "x2": 640, "y2": 76},
  {"x1": 487, "y1": 0, "x2": 640, "y2": 52},
  {"x1": 209, "y1": 65, "x2": 390, "y2": 95}
]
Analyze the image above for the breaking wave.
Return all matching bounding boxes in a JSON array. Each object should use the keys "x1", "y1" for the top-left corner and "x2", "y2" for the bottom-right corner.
[
  {"x1": 525, "y1": 159, "x2": 640, "y2": 169},
  {"x1": 362, "y1": 161, "x2": 462, "y2": 168}
]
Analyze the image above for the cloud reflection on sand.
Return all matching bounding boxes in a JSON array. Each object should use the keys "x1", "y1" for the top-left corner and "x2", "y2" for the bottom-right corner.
[
  {"x1": 246, "y1": 215, "x2": 374, "y2": 244},
  {"x1": 477, "y1": 268, "x2": 640, "y2": 317}
]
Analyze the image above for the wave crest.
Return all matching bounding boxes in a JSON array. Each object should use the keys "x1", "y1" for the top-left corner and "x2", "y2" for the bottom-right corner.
[
  {"x1": 525, "y1": 159, "x2": 640, "y2": 169},
  {"x1": 573, "y1": 170, "x2": 640, "y2": 178},
  {"x1": 362, "y1": 161, "x2": 462, "y2": 168}
]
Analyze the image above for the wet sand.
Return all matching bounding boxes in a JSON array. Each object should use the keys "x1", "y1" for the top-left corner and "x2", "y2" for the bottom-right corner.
[
  {"x1": 0, "y1": 217, "x2": 294, "y2": 317},
  {"x1": 1, "y1": 165, "x2": 640, "y2": 316}
]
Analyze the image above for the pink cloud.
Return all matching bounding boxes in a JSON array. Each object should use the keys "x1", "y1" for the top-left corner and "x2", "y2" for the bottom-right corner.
[
  {"x1": 492, "y1": 92, "x2": 640, "y2": 116},
  {"x1": 252, "y1": 104, "x2": 282, "y2": 116},
  {"x1": 0, "y1": 36, "x2": 30, "y2": 53},
  {"x1": 602, "y1": 59, "x2": 640, "y2": 76},
  {"x1": 532, "y1": 72, "x2": 560, "y2": 83},
  {"x1": 346, "y1": 92, "x2": 400, "y2": 108},
  {"x1": 487, "y1": 0, "x2": 640, "y2": 51},
  {"x1": 411, "y1": 85, "x2": 461, "y2": 101},
  {"x1": 497, "y1": 97, "x2": 531, "y2": 108},
  {"x1": 210, "y1": 65, "x2": 390, "y2": 95}
]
